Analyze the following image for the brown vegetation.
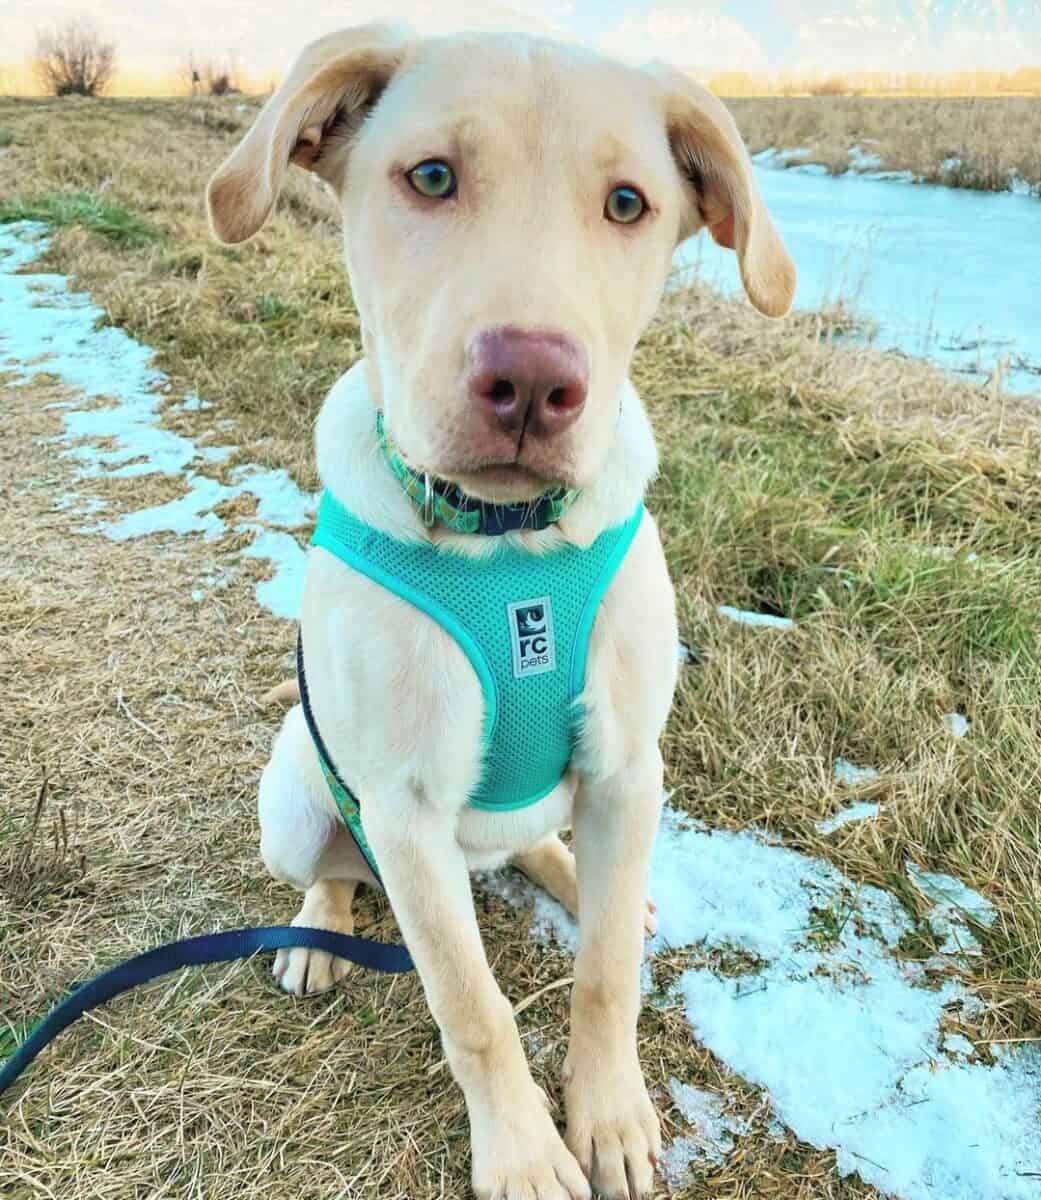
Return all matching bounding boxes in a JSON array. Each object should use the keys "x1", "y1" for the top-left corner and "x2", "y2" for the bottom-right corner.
[
  {"x1": 181, "y1": 53, "x2": 242, "y2": 97},
  {"x1": 709, "y1": 65, "x2": 1041, "y2": 98},
  {"x1": 727, "y1": 95, "x2": 1041, "y2": 193},
  {"x1": 32, "y1": 21, "x2": 116, "y2": 98}
]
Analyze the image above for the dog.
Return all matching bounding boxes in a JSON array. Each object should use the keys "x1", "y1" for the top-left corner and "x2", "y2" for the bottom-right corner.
[{"x1": 207, "y1": 24, "x2": 793, "y2": 1200}]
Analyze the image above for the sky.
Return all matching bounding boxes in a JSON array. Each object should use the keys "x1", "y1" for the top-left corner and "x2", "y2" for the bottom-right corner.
[{"x1": 1, "y1": 0, "x2": 1040, "y2": 80}]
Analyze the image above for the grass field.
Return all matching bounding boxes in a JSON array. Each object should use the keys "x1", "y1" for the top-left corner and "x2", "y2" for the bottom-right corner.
[
  {"x1": 728, "y1": 96, "x2": 1041, "y2": 193},
  {"x1": 1, "y1": 95, "x2": 1040, "y2": 1198}
]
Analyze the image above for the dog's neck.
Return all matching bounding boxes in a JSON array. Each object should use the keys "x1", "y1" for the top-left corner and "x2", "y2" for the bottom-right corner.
[
  {"x1": 374, "y1": 411, "x2": 584, "y2": 537},
  {"x1": 316, "y1": 362, "x2": 658, "y2": 555}
]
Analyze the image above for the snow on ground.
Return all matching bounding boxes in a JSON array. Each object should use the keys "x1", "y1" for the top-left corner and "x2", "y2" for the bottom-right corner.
[
  {"x1": 491, "y1": 806, "x2": 1041, "y2": 1200},
  {"x1": 833, "y1": 757, "x2": 882, "y2": 787},
  {"x1": 717, "y1": 604, "x2": 794, "y2": 630},
  {"x1": 817, "y1": 800, "x2": 881, "y2": 834},
  {"x1": 942, "y1": 712, "x2": 970, "y2": 738},
  {"x1": 0, "y1": 221, "x2": 314, "y2": 618},
  {"x1": 5, "y1": 219, "x2": 1039, "y2": 1199},
  {"x1": 660, "y1": 1078, "x2": 751, "y2": 1189}
]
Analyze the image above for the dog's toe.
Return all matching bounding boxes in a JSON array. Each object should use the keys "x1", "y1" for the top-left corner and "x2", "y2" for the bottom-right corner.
[{"x1": 274, "y1": 945, "x2": 352, "y2": 996}]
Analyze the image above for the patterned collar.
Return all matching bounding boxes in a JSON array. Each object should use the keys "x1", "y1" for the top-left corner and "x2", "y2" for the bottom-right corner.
[{"x1": 375, "y1": 411, "x2": 581, "y2": 536}]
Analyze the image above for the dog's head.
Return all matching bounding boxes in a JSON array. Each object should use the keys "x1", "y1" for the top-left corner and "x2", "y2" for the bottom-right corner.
[{"x1": 208, "y1": 26, "x2": 794, "y2": 502}]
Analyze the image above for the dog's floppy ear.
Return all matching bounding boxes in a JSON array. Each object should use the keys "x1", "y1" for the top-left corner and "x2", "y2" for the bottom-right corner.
[
  {"x1": 647, "y1": 63, "x2": 796, "y2": 318},
  {"x1": 207, "y1": 24, "x2": 411, "y2": 244}
]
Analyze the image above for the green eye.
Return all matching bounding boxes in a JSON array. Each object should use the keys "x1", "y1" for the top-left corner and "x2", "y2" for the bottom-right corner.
[
  {"x1": 407, "y1": 159, "x2": 456, "y2": 198},
  {"x1": 605, "y1": 185, "x2": 646, "y2": 224}
]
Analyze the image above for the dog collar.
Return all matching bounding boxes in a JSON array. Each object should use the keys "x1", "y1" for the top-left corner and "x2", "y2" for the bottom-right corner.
[{"x1": 375, "y1": 411, "x2": 581, "y2": 536}]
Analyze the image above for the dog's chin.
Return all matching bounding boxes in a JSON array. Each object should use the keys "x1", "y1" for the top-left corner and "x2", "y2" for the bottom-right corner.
[{"x1": 445, "y1": 462, "x2": 564, "y2": 504}]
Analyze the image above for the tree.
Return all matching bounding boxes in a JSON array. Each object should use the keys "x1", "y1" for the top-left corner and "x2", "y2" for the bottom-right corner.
[
  {"x1": 33, "y1": 21, "x2": 116, "y2": 97},
  {"x1": 180, "y1": 52, "x2": 241, "y2": 97}
]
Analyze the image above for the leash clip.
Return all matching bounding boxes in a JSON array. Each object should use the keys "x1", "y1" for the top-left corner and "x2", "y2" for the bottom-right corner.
[{"x1": 421, "y1": 472, "x2": 437, "y2": 528}]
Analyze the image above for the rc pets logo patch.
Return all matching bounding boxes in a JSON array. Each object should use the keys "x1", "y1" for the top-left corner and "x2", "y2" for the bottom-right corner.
[{"x1": 507, "y1": 596, "x2": 556, "y2": 678}]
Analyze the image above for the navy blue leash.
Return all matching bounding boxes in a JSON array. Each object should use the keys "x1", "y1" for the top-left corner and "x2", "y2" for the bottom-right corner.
[{"x1": 0, "y1": 925, "x2": 413, "y2": 1102}]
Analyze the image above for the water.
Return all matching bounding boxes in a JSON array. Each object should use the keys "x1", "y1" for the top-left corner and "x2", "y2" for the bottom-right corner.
[{"x1": 676, "y1": 160, "x2": 1041, "y2": 395}]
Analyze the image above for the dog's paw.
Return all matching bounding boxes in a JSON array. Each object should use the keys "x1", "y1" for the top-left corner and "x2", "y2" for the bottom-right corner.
[
  {"x1": 564, "y1": 1062, "x2": 660, "y2": 1199},
  {"x1": 471, "y1": 1085, "x2": 591, "y2": 1200},
  {"x1": 273, "y1": 943, "x2": 352, "y2": 996},
  {"x1": 274, "y1": 880, "x2": 356, "y2": 997}
]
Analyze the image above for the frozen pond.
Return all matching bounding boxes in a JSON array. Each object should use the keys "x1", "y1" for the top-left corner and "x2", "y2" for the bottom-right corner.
[{"x1": 677, "y1": 157, "x2": 1041, "y2": 396}]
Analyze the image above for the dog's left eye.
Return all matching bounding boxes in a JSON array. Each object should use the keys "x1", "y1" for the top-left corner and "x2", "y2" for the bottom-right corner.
[
  {"x1": 605, "y1": 186, "x2": 646, "y2": 224},
  {"x1": 407, "y1": 160, "x2": 456, "y2": 199}
]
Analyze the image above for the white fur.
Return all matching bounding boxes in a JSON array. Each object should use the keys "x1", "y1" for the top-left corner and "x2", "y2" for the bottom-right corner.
[{"x1": 208, "y1": 23, "x2": 792, "y2": 1200}]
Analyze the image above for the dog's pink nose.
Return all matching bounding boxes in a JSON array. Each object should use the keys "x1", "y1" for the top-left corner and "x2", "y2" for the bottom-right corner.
[{"x1": 468, "y1": 327, "x2": 588, "y2": 439}]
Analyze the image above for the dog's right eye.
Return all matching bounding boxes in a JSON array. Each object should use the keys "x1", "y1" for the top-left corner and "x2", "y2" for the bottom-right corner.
[{"x1": 407, "y1": 160, "x2": 456, "y2": 199}]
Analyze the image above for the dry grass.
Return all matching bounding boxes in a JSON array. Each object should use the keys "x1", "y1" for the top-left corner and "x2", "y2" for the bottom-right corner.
[
  {"x1": 1, "y1": 95, "x2": 1039, "y2": 1197},
  {"x1": 728, "y1": 95, "x2": 1041, "y2": 193}
]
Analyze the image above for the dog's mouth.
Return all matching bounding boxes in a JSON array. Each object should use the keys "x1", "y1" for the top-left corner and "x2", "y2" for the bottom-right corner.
[{"x1": 444, "y1": 460, "x2": 562, "y2": 503}]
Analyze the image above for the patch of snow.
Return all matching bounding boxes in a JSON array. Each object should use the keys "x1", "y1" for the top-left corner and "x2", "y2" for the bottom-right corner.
[
  {"x1": 659, "y1": 1136, "x2": 706, "y2": 1191},
  {"x1": 0, "y1": 222, "x2": 317, "y2": 619},
  {"x1": 833, "y1": 757, "x2": 882, "y2": 787},
  {"x1": 55, "y1": 491, "x2": 107, "y2": 517},
  {"x1": 906, "y1": 861, "x2": 996, "y2": 958},
  {"x1": 717, "y1": 605, "x2": 794, "y2": 630},
  {"x1": 238, "y1": 526, "x2": 308, "y2": 620},
  {"x1": 489, "y1": 805, "x2": 1041, "y2": 1200},
  {"x1": 177, "y1": 391, "x2": 213, "y2": 412},
  {"x1": 849, "y1": 144, "x2": 883, "y2": 172},
  {"x1": 942, "y1": 712, "x2": 970, "y2": 738},
  {"x1": 660, "y1": 1085, "x2": 754, "y2": 1189},
  {"x1": 231, "y1": 465, "x2": 314, "y2": 528},
  {"x1": 104, "y1": 475, "x2": 233, "y2": 541},
  {"x1": 197, "y1": 444, "x2": 235, "y2": 463},
  {"x1": 668, "y1": 1079, "x2": 750, "y2": 1169},
  {"x1": 942, "y1": 1033, "x2": 976, "y2": 1059},
  {"x1": 677, "y1": 641, "x2": 691, "y2": 664},
  {"x1": 817, "y1": 800, "x2": 881, "y2": 834}
]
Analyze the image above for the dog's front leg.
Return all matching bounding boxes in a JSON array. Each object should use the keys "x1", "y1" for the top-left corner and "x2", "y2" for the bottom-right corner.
[
  {"x1": 364, "y1": 791, "x2": 591, "y2": 1200},
  {"x1": 564, "y1": 752, "x2": 664, "y2": 1199}
]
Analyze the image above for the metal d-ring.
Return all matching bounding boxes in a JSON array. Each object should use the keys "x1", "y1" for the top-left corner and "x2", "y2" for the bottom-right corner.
[{"x1": 421, "y1": 472, "x2": 437, "y2": 527}]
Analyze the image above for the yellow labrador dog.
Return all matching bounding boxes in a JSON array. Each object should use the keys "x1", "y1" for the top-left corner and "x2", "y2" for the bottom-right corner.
[{"x1": 208, "y1": 24, "x2": 793, "y2": 1200}]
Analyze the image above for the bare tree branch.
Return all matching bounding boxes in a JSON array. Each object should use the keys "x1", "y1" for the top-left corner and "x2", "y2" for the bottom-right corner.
[{"x1": 33, "y1": 21, "x2": 117, "y2": 97}]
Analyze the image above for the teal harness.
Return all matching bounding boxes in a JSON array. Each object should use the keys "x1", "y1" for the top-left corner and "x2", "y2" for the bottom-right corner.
[{"x1": 300, "y1": 484, "x2": 643, "y2": 884}]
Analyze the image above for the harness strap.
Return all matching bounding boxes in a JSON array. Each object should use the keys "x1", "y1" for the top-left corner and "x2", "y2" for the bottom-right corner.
[
  {"x1": 296, "y1": 633, "x2": 383, "y2": 883},
  {"x1": 0, "y1": 925, "x2": 413, "y2": 1102}
]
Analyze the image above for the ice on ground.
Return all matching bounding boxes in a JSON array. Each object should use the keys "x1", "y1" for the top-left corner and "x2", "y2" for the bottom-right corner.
[
  {"x1": 490, "y1": 805, "x2": 1041, "y2": 1200},
  {"x1": 679, "y1": 158, "x2": 1041, "y2": 396},
  {"x1": 817, "y1": 800, "x2": 880, "y2": 834},
  {"x1": 660, "y1": 1078, "x2": 751, "y2": 1188},
  {"x1": 833, "y1": 757, "x2": 882, "y2": 787},
  {"x1": 942, "y1": 712, "x2": 970, "y2": 738},
  {"x1": 670, "y1": 1078, "x2": 750, "y2": 1161},
  {"x1": 0, "y1": 222, "x2": 316, "y2": 619},
  {"x1": 717, "y1": 604, "x2": 794, "y2": 630}
]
